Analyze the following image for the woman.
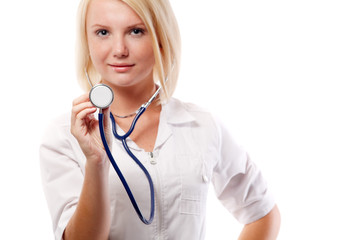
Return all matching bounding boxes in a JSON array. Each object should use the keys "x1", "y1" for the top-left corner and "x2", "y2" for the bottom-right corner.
[{"x1": 40, "y1": 0, "x2": 280, "y2": 239}]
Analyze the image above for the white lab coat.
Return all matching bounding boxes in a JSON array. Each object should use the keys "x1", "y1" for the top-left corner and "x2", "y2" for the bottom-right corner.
[{"x1": 39, "y1": 97, "x2": 275, "y2": 240}]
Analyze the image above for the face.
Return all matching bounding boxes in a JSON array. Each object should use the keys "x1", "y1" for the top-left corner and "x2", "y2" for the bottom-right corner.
[{"x1": 86, "y1": 0, "x2": 155, "y2": 88}]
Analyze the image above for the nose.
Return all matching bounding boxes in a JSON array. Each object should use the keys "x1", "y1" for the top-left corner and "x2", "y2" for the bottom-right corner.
[{"x1": 113, "y1": 35, "x2": 129, "y2": 58}]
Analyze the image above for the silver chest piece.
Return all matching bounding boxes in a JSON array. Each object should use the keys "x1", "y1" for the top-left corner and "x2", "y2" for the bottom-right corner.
[{"x1": 89, "y1": 84, "x2": 114, "y2": 109}]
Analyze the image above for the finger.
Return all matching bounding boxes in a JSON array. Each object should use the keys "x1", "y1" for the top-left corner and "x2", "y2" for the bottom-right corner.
[
  {"x1": 71, "y1": 101, "x2": 95, "y2": 123},
  {"x1": 72, "y1": 93, "x2": 90, "y2": 106},
  {"x1": 71, "y1": 106, "x2": 97, "y2": 137},
  {"x1": 71, "y1": 101, "x2": 97, "y2": 130},
  {"x1": 75, "y1": 106, "x2": 97, "y2": 121},
  {"x1": 72, "y1": 101, "x2": 95, "y2": 117}
]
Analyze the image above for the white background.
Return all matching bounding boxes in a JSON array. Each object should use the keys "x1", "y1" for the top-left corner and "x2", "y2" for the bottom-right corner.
[{"x1": 0, "y1": 0, "x2": 359, "y2": 239}]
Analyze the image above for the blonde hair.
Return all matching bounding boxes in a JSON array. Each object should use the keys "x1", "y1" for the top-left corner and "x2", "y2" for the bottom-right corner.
[{"x1": 76, "y1": 0, "x2": 181, "y2": 103}]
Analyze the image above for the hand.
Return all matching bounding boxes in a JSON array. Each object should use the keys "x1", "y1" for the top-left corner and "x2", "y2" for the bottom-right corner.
[{"x1": 71, "y1": 93, "x2": 112, "y2": 166}]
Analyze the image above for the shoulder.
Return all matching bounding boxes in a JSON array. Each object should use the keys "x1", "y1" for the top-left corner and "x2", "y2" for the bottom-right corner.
[
  {"x1": 163, "y1": 98, "x2": 224, "y2": 148},
  {"x1": 164, "y1": 97, "x2": 219, "y2": 128},
  {"x1": 42, "y1": 112, "x2": 71, "y2": 136},
  {"x1": 40, "y1": 111, "x2": 85, "y2": 168},
  {"x1": 164, "y1": 98, "x2": 245, "y2": 148},
  {"x1": 166, "y1": 97, "x2": 209, "y2": 113},
  {"x1": 40, "y1": 112, "x2": 74, "y2": 150}
]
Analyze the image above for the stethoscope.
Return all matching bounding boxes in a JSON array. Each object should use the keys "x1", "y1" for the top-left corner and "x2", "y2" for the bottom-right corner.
[{"x1": 86, "y1": 70, "x2": 164, "y2": 225}]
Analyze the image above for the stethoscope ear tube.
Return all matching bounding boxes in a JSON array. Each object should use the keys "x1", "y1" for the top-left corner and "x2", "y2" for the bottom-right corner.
[{"x1": 98, "y1": 112, "x2": 155, "y2": 224}]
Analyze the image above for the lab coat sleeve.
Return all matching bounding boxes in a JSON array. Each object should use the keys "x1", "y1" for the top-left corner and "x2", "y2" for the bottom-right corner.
[
  {"x1": 39, "y1": 116, "x2": 84, "y2": 240},
  {"x1": 211, "y1": 118, "x2": 275, "y2": 224}
]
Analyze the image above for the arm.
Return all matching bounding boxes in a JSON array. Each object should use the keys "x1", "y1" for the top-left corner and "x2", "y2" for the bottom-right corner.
[
  {"x1": 211, "y1": 116, "x2": 280, "y2": 240},
  {"x1": 63, "y1": 161, "x2": 111, "y2": 240},
  {"x1": 63, "y1": 94, "x2": 112, "y2": 240},
  {"x1": 238, "y1": 205, "x2": 281, "y2": 240}
]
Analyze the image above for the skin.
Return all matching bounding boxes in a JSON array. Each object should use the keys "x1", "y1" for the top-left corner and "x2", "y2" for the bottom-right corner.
[
  {"x1": 239, "y1": 205, "x2": 281, "y2": 240},
  {"x1": 66, "y1": 0, "x2": 280, "y2": 239}
]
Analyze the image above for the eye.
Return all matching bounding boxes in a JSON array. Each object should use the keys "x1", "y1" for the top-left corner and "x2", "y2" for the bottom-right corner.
[
  {"x1": 130, "y1": 28, "x2": 145, "y2": 36},
  {"x1": 96, "y1": 29, "x2": 109, "y2": 37}
]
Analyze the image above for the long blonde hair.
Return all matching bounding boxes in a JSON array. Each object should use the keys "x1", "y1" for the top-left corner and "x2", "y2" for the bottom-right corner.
[{"x1": 76, "y1": 0, "x2": 181, "y2": 103}]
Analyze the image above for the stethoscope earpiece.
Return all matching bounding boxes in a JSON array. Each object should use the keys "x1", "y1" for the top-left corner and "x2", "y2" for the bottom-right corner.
[{"x1": 89, "y1": 84, "x2": 114, "y2": 109}]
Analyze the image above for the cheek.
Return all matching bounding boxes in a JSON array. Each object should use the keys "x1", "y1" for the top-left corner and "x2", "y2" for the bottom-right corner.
[
  {"x1": 146, "y1": 48, "x2": 155, "y2": 65},
  {"x1": 88, "y1": 41, "x2": 108, "y2": 66},
  {"x1": 135, "y1": 40, "x2": 155, "y2": 65},
  {"x1": 142, "y1": 49, "x2": 155, "y2": 70},
  {"x1": 145, "y1": 42, "x2": 155, "y2": 62}
]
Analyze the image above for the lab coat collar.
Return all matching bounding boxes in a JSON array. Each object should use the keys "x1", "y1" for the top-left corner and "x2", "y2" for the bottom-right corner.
[
  {"x1": 112, "y1": 98, "x2": 196, "y2": 152},
  {"x1": 163, "y1": 98, "x2": 196, "y2": 125}
]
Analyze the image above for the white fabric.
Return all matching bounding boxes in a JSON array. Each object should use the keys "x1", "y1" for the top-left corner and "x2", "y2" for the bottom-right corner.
[{"x1": 39, "y1": 98, "x2": 275, "y2": 240}]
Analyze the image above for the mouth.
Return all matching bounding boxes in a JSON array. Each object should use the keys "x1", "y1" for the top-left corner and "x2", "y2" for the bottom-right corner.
[{"x1": 109, "y1": 63, "x2": 135, "y2": 73}]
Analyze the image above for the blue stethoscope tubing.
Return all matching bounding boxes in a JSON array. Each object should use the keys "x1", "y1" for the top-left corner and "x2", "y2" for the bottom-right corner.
[{"x1": 98, "y1": 107, "x2": 155, "y2": 225}]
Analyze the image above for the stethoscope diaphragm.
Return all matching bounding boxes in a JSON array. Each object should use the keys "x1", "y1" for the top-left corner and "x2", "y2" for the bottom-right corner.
[{"x1": 89, "y1": 84, "x2": 114, "y2": 109}]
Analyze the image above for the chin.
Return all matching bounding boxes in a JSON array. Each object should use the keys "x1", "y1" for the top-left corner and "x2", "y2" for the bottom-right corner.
[
  {"x1": 101, "y1": 68, "x2": 153, "y2": 88},
  {"x1": 104, "y1": 75, "x2": 139, "y2": 88}
]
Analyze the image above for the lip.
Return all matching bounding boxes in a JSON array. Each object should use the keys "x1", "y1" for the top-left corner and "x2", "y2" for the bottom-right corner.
[{"x1": 109, "y1": 63, "x2": 135, "y2": 73}]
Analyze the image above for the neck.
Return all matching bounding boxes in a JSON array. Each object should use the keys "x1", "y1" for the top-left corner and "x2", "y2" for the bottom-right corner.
[{"x1": 102, "y1": 80, "x2": 158, "y2": 117}]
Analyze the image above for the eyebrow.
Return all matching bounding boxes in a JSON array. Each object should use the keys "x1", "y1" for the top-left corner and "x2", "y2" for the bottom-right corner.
[{"x1": 90, "y1": 23, "x2": 146, "y2": 29}]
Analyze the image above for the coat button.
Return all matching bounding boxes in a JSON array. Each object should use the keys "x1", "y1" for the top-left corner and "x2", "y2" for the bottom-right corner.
[
  {"x1": 150, "y1": 159, "x2": 157, "y2": 165},
  {"x1": 149, "y1": 152, "x2": 157, "y2": 165},
  {"x1": 202, "y1": 174, "x2": 209, "y2": 183}
]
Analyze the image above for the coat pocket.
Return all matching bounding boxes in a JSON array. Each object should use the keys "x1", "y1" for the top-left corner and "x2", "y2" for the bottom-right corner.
[{"x1": 177, "y1": 154, "x2": 210, "y2": 215}]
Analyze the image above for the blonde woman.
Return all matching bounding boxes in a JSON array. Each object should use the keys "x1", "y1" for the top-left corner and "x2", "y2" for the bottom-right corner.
[{"x1": 40, "y1": 0, "x2": 280, "y2": 239}]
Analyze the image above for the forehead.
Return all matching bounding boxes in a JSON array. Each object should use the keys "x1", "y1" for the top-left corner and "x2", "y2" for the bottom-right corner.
[{"x1": 86, "y1": 0, "x2": 144, "y2": 26}]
